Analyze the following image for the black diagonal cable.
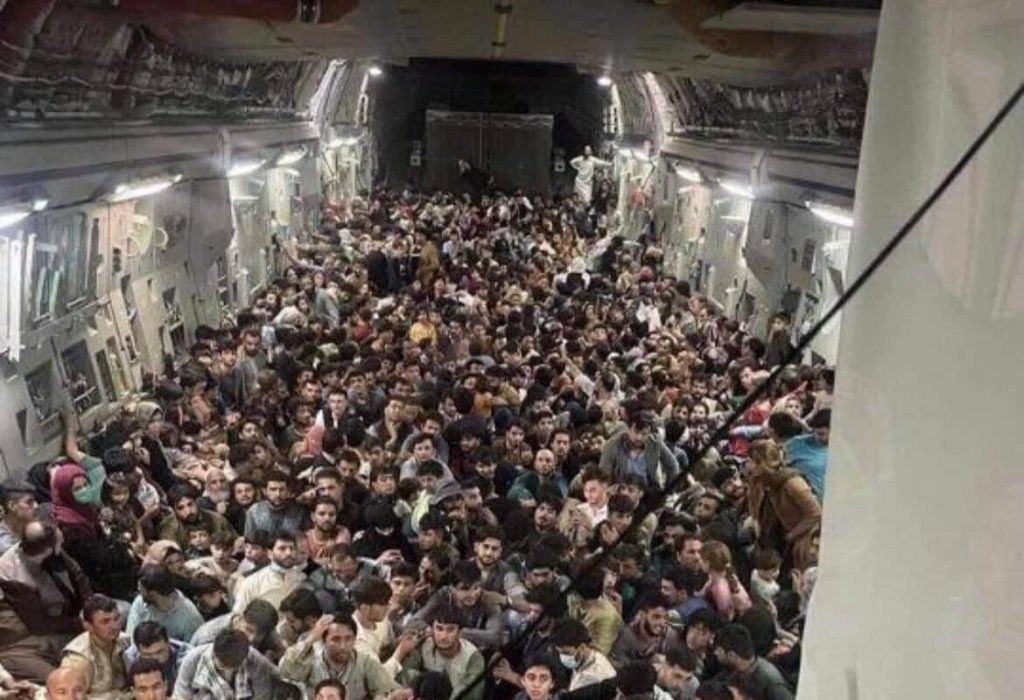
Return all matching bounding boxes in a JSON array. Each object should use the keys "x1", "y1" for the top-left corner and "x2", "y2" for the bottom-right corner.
[{"x1": 454, "y1": 81, "x2": 1024, "y2": 699}]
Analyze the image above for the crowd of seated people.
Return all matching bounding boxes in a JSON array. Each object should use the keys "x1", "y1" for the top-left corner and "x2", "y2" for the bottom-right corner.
[{"x1": 0, "y1": 187, "x2": 833, "y2": 700}]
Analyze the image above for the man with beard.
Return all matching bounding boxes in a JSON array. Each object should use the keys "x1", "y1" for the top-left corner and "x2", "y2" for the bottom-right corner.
[
  {"x1": 233, "y1": 531, "x2": 306, "y2": 613},
  {"x1": 0, "y1": 521, "x2": 90, "y2": 682},
  {"x1": 157, "y1": 485, "x2": 236, "y2": 550},
  {"x1": 408, "y1": 561, "x2": 503, "y2": 653},
  {"x1": 305, "y1": 543, "x2": 379, "y2": 614},
  {"x1": 304, "y1": 497, "x2": 350, "y2": 567},
  {"x1": 236, "y1": 328, "x2": 268, "y2": 407},
  {"x1": 470, "y1": 525, "x2": 528, "y2": 614},
  {"x1": 126, "y1": 565, "x2": 204, "y2": 643},
  {"x1": 511, "y1": 490, "x2": 563, "y2": 555},
  {"x1": 243, "y1": 473, "x2": 310, "y2": 538},
  {"x1": 279, "y1": 612, "x2": 399, "y2": 700},
  {"x1": 599, "y1": 411, "x2": 679, "y2": 494},
  {"x1": 712, "y1": 624, "x2": 793, "y2": 700},
  {"x1": 507, "y1": 450, "x2": 567, "y2": 506},
  {"x1": 59, "y1": 594, "x2": 130, "y2": 698},
  {"x1": 609, "y1": 592, "x2": 684, "y2": 668}
]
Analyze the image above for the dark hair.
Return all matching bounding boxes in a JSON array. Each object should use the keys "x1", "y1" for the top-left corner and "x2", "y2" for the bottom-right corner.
[
  {"x1": 525, "y1": 581, "x2": 567, "y2": 619},
  {"x1": 389, "y1": 561, "x2": 418, "y2": 581},
  {"x1": 213, "y1": 629, "x2": 250, "y2": 668},
  {"x1": 326, "y1": 612, "x2": 358, "y2": 636},
  {"x1": 575, "y1": 571, "x2": 605, "y2": 601},
  {"x1": 408, "y1": 671, "x2": 452, "y2": 700},
  {"x1": 273, "y1": 529, "x2": 299, "y2": 547},
  {"x1": 313, "y1": 468, "x2": 342, "y2": 485},
  {"x1": 166, "y1": 484, "x2": 199, "y2": 509},
  {"x1": 472, "y1": 523, "x2": 504, "y2": 546},
  {"x1": 521, "y1": 652, "x2": 560, "y2": 677},
  {"x1": 451, "y1": 560, "x2": 482, "y2": 588},
  {"x1": 280, "y1": 588, "x2": 323, "y2": 621},
  {"x1": 418, "y1": 510, "x2": 448, "y2": 535},
  {"x1": 616, "y1": 661, "x2": 657, "y2": 696},
  {"x1": 695, "y1": 682, "x2": 735, "y2": 700},
  {"x1": 714, "y1": 623, "x2": 756, "y2": 661},
  {"x1": 549, "y1": 618, "x2": 590, "y2": 647},
  {"x1": 579, "y1": 466, "x2": 610, "y2": 485},
  {"x1": 242, "y1": 599, "x2": 279, "y2": 635},
  {"x1": 634, "y1": 590, "x2": 671, "y2": 613},
  {"x1": 751, "y1": 547, "x2": 783, "y2": 571},
  {"x1": 430, "y1": 601, "x2": 463, "y2": 627},
  {"x1": 767, "y1": 412, "x2": 805, "y2": 440},
  {"x1": 352, "y1": 576, "x2": 392, "y2": 606},
  {"x1": 265, "y1": 470, "x2": 292, "y2": 490},
  {"x1": 665, "y1": 647, "x2": 697, "y2": 672},
  {"x1": 245, "y1": 529, "x2": 274, "y2": 548},
  {"x1": 139, "y1": 564, "x2": 177, "y2": 596},
  {"x1": 311, "y1": 495, "x2": 339, "y2": 513},
  {"x1": 128, "y1": 658, "x2": 166, "y2": 686},
  {"x1": 662, "y1": 566, "x2": 703, "y2": 596},
  {"x1": 132, "y1": 620, "x2": 170, "y2": 648},
  {"x1": 189, "y1": 573, "x2": 224, "y2": 596},
  {"x1": 607, "y1": 493, "x2": 634, "y2": 516},
  {"x1": 83, "y1": 593, "x2": 119, "y2": 623},
  {"x1": 417, "y1": 460, "x2": 444, "y2": 479},
  {"x1": 313, "y1": 679, "x2": 345, "y2": 700}
]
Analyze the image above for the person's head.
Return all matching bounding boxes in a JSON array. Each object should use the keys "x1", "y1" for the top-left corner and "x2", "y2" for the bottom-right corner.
[
  {"x1": 412, "y1": 433, "x2": 437, "y2": 463},
  {"x1": 677, "y1": 533, "x2": 703, "y2": 571},
  {"x1": 550, "y1": 429, "x2": 572, "y2": 459},
  {"x1": 694, "y1": 492, "x2": 723, "y2": 525},
  {"x1": 167, "y1": 484, "x2": 200, "y2": 525},
  {"x1": 234, "y1": 599, "x2": 279, "y2": 645},
  {"x1": 700, "y1": 540, "x2": 733, "y2": 575},
  {"x1": 408, "y1": 671, "x2": 452, "y2": 700},
  {"x1": 658, "y1": 648, "x2": 697, "y2": 693},
  {"x1": 713, "y1": 624, "x2": 756, "y2": 669},
  {"x1": 751, "y1": 548, "x2": 783, "y2": 583},
  {"x1": 550, "y1": 618, "x2": 591, "y2": 670},
  {"x1": 82, "y1": 594, "x2": 121, "y2": 644},
  {"x1": 313, "y1": 469, "x2": 344, "y2": 503},
  {"x1": 313, "y1": 679, "x2": 345, "y2": 700},
  {"x1": 580, "y1": 467, "x2": 610, "y2": 506},
  {"x1": 243, "y1": 529, "x2": 272, "y2": 565},
  {"x1": 626, "y1": 410, "x2": 656, "y2": 448},
  {"x1": 280, "y1": 588, "x2": 323, "y2": 636},
  {"x1": 21, "y1": 519, "x2": 58, "y2": 561},
  {"x1": 213, "y1": 629, "x2": 250, "y2": 672},
  {"x1": 417, "y1": 511, "x2": 447, "y2": 552},
  {"x1": 534, "y1": 493, "x2": 563, "y2": 531},
  {"x1": 684, "y1": 609, "x2": 720, "y2": 654},
  {"x1": 607, "y1": 493, "x2": 634, "y2": 533},
  {"x1": 270, "y1": 530, "x2": 298, "y2": 569},
  {"x1": 808, "y1": 409, "x2": 831, "y2": 445},
  {"x1": 352, "y1": 576, "x2": 392, "y2": 623},
  {"x1": 524, "y1": 580, "x2": 567, "y2": 631},
  {"x1": 0, "y1": 480, "x2": 37, "y2": 523},
  {"x1": 133, "y1": 622, "x2": 172, "y2": 666},
  {"x1": 416, "y1": 460, "x2": 444, "y2": 494},
  {"x1": 616, "y1": 661, "x2": 658, "y2": 698},
  {"x1": 128, "y1": 658, "x2": 167, "y2": 700},
  {"x1": 321, "y1": 613, "x2": 358, "y2": 666},
  {"x1": 328, "y1": 543, "x2": 360, "y2": 582},
  {"x1": 370, "y1": 465, "x2": 398, "y2": 496},
  {"x1": 634, "y1": 591, "x2": 671, "y2": 638},
  {"x1": 532, "y1": 449, "x2": 556, "y2": 476},
  {"x1": 520, "y1": 655, "x2": 558, "y2": 700},
  {"x1": 472, "y1": 524, "x2": 504, "y2": 568},
  {"x1": 661, "y1": 566, "x2": 701, "y2": 606},
  {"x1": 311, "y1": 496, "x2": 339, "y2": 534},
  {"x1": 389, "y1": 561, "x2": 419, "y2": 605},
  {"x1": 46, "y1": 667, "x2": 87, "y2": 700},
  {"x1": 231, "y1": 478, "x2": 258, "y2": 507},
  {"x1": 429, "y1": 602, "x2": 463, "y2": 653},
  {"x1": 450, "y1": 560, "x2": 483, "y2": 608},
  {"x1": 187, "y1": 527, "x2": 211, "y2": 553},
  {"x1": 264, "y1": 472, "x2": 292, "y2": 508},
  {"x1": 138, "y1": 565, "x2": 178, "y2": 607}
]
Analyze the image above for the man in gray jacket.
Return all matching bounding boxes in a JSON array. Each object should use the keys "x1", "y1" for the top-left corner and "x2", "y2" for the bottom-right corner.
[
  {"x1": 173, "y1": 629, "x2": 279, "y2": 700},
  {"x1": 599, "y1": 411, "x2": 679, "y2": 492}
]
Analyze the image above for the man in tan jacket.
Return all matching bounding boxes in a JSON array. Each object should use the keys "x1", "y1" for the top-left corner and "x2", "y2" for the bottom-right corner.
[{"x1": 60, "y1": 595, "x2": 129, "y2": 700}]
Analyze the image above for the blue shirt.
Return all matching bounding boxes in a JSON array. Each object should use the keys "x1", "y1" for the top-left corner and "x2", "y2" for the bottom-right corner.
[
  {"x1": 785, "y1": 435, "x2": 828, "y2": 501},
  {"x1": 126, "y1": 591, "x2": 205, "y2": 643}
]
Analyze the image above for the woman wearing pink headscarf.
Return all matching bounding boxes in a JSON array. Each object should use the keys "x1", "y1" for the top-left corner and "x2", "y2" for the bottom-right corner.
[{"x1": 50, "y1": 462, "x2": 137, "y2": 600}]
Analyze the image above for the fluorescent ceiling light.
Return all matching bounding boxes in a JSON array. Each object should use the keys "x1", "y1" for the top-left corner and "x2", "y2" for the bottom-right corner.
[
  {"x1": 617, "y1": 148, "x2": 634, "y2": 158},
  {"x1": 276, "y1": 148, "x2": 306, "y2": 166},
  {"x1": 597, "y1": 75, "x2": 613, "y2": 87},
  {"x1": 0, "y1": 208, "x2": 30, "y2": 230},
  {"x1": 720, "y1": 180, "x2": 755, "y2": 199},
  {"x1": 228, "y1": 160, "x2": 264, "y2": 178},
  {"x1": 368, "y1": 65, "x2": 383, "y2": 77},
  {"x1": 721, "y1": 215, "x2": 747, "y2": 222},
  {"x1": 329, "y1": 136, "x2": 359, "y2": 148},
  {"x1": 807, "y1": 201, "x2": 855, "y2": 228},
  {"x1": 283, "y1": 168, "x2": 301, "y2": 178},
  {"x1": 32, "y1": 199, "x2": 49, "y2": 212},
  {"x1": 675, "y1": 165, "x2": 702, "y2": 183},
  {"x1": 109, "y1": 177, "x2": 176, "y2": 203},
  {"x1": 232, "y1": 194, "x2": 259, "y2": 202}
]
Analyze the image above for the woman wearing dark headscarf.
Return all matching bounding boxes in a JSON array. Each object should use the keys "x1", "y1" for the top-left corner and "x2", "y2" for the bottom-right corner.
[{"x1": 50, "y1": 462, "x2": 137, "y2": 600}]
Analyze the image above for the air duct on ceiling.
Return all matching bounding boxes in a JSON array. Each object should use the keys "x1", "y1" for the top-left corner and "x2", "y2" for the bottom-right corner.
[{"x1": 110, "y1": 0, "x2": 360, "y2": 24}]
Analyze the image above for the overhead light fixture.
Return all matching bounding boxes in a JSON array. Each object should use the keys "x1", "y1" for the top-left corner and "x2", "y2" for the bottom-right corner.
[
  {"x1": 368, "y1": 65, "x2": 383, "y2": 77},
  {"x1": 597, "y1": 75, "x2": 613, "y2": 87},
  {"x1": 109, "y1": 176, "x2": 178, "y2": 203},
  {"x1": 675, "y1": 165, "x2": 702, "y2": 183},
  {"x1": 283, "y1": 168, "x2": 301, "y2": 178},
  {"x1": 328, "y1": 136, "x2": 359, "y2": 149},
  {"x1": 276, "y1": 147, "x2": 306, "y2": 166},
  {"x1": 720, "y1": 179, "x2": 755, "y2": 200},
  {"x1": 807, "y1": 201, "x2": 855, "y2": 228},
  {"x1": 232, "y1": 194, "x2": 259, "y2": 202},
  {"x1": 32, "y1": 199, "x2": 49, "y2": 212},
  {"x1": 228, "y1": 160, "x2": 265, "y2": 178},
  {"x1": 721, "y1": 215, "x2": 747, "y2": 222},
  {"x1": 617, "y1": 147, "x2": 634, "y2": 158}
]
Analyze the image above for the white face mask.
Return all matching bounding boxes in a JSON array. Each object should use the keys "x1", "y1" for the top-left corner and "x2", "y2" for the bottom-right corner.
[{"x1": 559, "y1": 652, "x2": 579, "y2": 670}]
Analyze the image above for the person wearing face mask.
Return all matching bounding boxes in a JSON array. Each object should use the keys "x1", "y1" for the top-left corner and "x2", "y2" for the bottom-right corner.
[
  {"x1": 0, "y1": 521, "x2": 90, "y2": 682},
  {"x1": 549, "y1": 619, "x2": 616, "y2": 692},
  {"x1": 49, "y1": 462, "x2": 137, "y2": 602}
]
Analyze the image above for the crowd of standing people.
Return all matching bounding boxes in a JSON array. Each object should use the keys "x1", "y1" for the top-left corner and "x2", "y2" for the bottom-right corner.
[{"x1": 0, "y1": 184, "x2": 832, "y2": 700}]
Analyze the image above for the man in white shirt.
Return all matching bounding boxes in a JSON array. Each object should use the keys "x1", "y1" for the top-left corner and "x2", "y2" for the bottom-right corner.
[{"x1": 233, "y1": 531, "x2": 306, "y2": 613}]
